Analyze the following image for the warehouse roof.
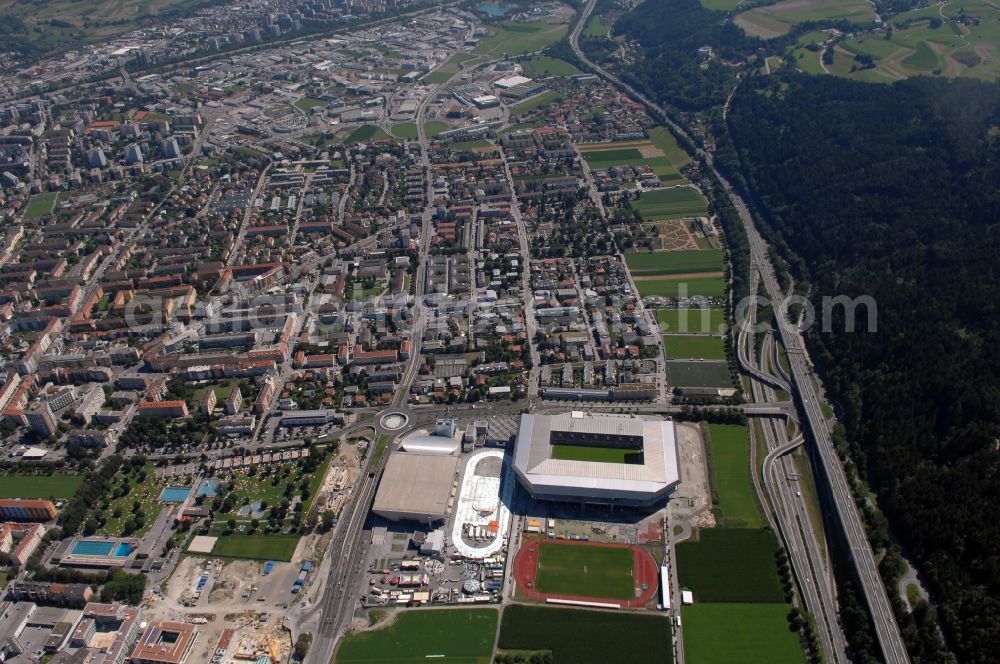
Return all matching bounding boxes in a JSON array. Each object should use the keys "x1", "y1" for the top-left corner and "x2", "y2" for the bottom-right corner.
[{"x1": 372, "y1": 452, "x2": 459, "y2": 521}]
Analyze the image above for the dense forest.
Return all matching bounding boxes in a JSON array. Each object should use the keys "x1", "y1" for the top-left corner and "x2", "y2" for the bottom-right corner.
[{"x1": 720, "y1": 72, "x2": 1000, "y2": 663}]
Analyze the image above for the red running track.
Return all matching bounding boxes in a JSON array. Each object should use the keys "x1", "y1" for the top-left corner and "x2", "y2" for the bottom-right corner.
[{"x1": 513, "y1": 536, "x2": 659, "y2": 608}]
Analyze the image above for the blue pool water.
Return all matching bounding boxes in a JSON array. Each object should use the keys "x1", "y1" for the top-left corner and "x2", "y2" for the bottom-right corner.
[
  {"x1": 158, "y1": 486, "x2": 191, "y2": 503},
  {"x1": 71, "y1": 540, "x2": 115, "y2": 556},
  {"x1": 113, "y1": 542, "x2": 135, "y2": 558},
  {"x1": 197, "y1": 478, "x2": 220, "y2": 497}
]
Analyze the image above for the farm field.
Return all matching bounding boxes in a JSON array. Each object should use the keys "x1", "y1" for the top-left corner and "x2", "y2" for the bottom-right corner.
[
  {"x1": 336, "y1": 608, "x2": 498, "y2": 664},
  {"x1": 211, "y1": 534, "x2": 299, "y2": 561},
  {"x1": 657, "y1": 308, "x2": 726, "y2": 335},
  {"x1": 677, "y1": 528, "x2": 784, "y2": 602},
  {"x1": 683, "y1": 603, "x2": 806, "y2": 664},
  {"x1": 624, "y1": 249, "x2": 723, "y2": 276},
  {"x1": 498, "y1": 605, "x2": 673, "y2": 664},
  {"x1": 0, "y1": 475, "x2": 84, "y2": 499},
  {"x1": 735, "y1": 0, "x2": 875, "y2": 38},
  {"x1": 551, "y1": 444, "x2": 640, "y2": 464},
  {"x1": 535, "y1": 541, "x2": 636, "y2": 600},
  {"x1": 24, "y1": 192, "x2": 59, "y2": 220},
  {"x1": 391, "y1": 123, "x2": 418, "y2": 139},
  {"x1": 580, "y1": 131, "x2": 686, "y2": 182},
  {"x1": 474, "y1": 20, "x2": 569, "y2": 57},
  {"x1": 706, "y1": 424, "x2": 764, "y2": 528},
  {"x1": 346, "y1": 125, "x2": 391, "y2": 143},
  {"x1": 583, "y1": 14, "x2": 609, "y2": 38},
  {"x1": 663, "y1": 334, "x2": 727, "y2": 360},
  {"x1": 633, "y1": 275, "x2": 726, "y2": 298},
  {"x1": 631, "y1": 186, "x2": 709, "y2": 220},
  {"x1": 520, "y1": 55, "x2": 581, "y2": 76},
  {"x1": 666, "y1": 360, "x2": 732, "y2": 388},
  {"x1": 699, "y1": 0, "x2": 747, "y2": 10},
  {"x1": 509, "y1": 90, "x2": 565, "y2": 116}
]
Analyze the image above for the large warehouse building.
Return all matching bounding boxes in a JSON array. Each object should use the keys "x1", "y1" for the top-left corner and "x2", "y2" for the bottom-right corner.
[
  {"x1": 513, "y1": 412, "x2": 680, "y2": 507},
  {"x1": 372, "y1": 434, "x2": 459, "y2": 525}
]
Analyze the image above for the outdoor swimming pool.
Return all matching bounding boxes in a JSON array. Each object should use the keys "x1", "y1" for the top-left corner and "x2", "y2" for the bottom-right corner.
[
  {"x1": 113, "y1": 542, "x2": 135, "y2": 558},
  {"x1": 158, "y1": 486, "x2": 191, "y2": 503},
  {"x1": 70, "y1": 540, "x2": 115, "y2": 557}
]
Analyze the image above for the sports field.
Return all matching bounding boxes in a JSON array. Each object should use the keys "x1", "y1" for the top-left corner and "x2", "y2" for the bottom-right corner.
[
  {"x1": 677, "y1": 528, "x2": 784, "y2": 602},
  {"x1": 211, "y1": 534, "x2": 299, "y2": 562},
  {"x1": 336, "y1": 609, "x2": 498, "y2": 664},
  {"x1": 391, "y1": 123, "x2": 418, "y2": 139},
  {"x1": 664, "y1": 334, "x2": 726, "y2": 360},
  {"x1": 634, "y1": 276, "x2": 726, "y2": 298},
  {"x1": 625, "y1": 249, "x2": 724, "y2": 276},
  {"x1": 706, "y1": 424, "x2": 764, "y2": 528},
  {"x1": 498, "y1": 605, "x2": 673, "y2": 664},
  {"x1": 551, "y1": 444, "x2": 642, "y2": 464},
  {"x1": 535, "y1": 541, "x2": 635, "y2": 600},
  {"x1": 683, "y1": 603, "x2": 805, "y2": 663},
  {"x1": 295, "y1": 97, "x2": 327, "y2": 111},
  {"x1": 24, "y1": 192, "x2": 59, "y2": 220},
  {"x1": 474, "y1": 21, "x2": 569, "y2": 57},
  {"x1": 632, "y1": 187, "x2": 709, "y2": 220},
  {"x1": 657, "y1": 308, "x2": 725, "y2": 334},
  {"x1": 0, "y1": 475, "x2": 83, "y2": 499},
  {"x1": 346, "y1": 125, "x2": 391, "y2": 143},
  {"x1": 424, "y1": 121, "x2": 450, "y2": 137},
  {"x1": 666, "y1": 360, "x2": 732, "y2": 388}
]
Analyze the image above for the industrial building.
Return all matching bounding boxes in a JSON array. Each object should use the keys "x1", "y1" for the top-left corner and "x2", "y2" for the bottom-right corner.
[
  {"x1": 372, "y1": 430, "x2": 460, "y2": 525},
  {"x1": 513, "y1": 412, "x2": 680, "y2": 507},
  {"x1": 0, "y1": 498, "x2": 57, "y2": 522}
]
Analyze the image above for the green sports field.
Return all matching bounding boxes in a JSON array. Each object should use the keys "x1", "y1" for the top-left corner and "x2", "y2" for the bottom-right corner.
[
  {"x1": 498, "y1": 605, "x2": 673, "y2": 664},
  {"x1": 634, "y1": 276, "x2": 726, "y2": 298},
  {"x1": 336, "y1": 608, "x2": 498, "y2": 664},
  {"x1": 24, "y1": 192, "x2": 59, "y2": 220},
  {"x1": 346, "y1": 125, "x2": 391, "y2": 143},
  {"x1": 211, "y1": 534, "x2": 299, "y2": 562},
  {"x1": 535, "y1": 541, "x2": 635, "y2": 600},
  {"x1": 625, "y1": 249, "x2": 724, "y2": 276},
  {"x1": 706, "y1": 424, "x2": 764, "y2": 528},
  {"x1": 657, "y1": 308, "x2": 726, "y2": 334},
  {"x1": 0, "y1": 475, "x2": 83, "y2": 499},
  {"x1": 632, "y1": 187, "x2": 709, "y2": 220},
  {"x1": 391, "y1": 123, "x2": 418, "y2": 139},
  {"x1": 424, "y1": 121, "x2": 449, "y2": 137},
  {"x1": 666, "y1": 360, "x2": 732, "y2": 388},
  {"x1": 683, "y1": 603, "x2": 805, "y2": 663},
  {"x1": 551, "y1": 444, "x2": 642, "y2": 464},
  {"x1": 677, "y1": 528, "x2": 784, "y2": 602},
  {"x1": 664, "y1": 334, "x2": 727, "y2": 360}
]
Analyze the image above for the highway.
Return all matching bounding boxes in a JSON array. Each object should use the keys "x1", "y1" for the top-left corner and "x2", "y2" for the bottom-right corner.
[{"x1": 569, "y1": 2, "x2": 910, "y2": 662}]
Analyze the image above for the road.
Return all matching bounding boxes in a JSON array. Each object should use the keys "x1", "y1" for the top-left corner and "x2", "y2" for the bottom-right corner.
[{"x1": 569, "y1": 2, "x2": 910, "y2": 663}]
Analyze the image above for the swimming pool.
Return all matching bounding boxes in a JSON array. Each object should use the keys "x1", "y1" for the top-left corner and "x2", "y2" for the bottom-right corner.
[
  {"x1": 197, "y1": 478, "x2": 220, "y2": 497},
  {"x1": 113, "y1": 542, "x2": 135, "y2": 558},
  {"x1": 158, "y1": 486, "x2": 191, "y2": 503},
  {"x1": 70, "y1": 540, "x2": 116, "y2": 557}
]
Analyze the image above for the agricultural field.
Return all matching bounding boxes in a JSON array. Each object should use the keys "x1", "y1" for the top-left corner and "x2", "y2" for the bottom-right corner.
[
  {"x1": 706, "y1": 424, "x2": 764, "y2": 528},
  {"x1": 663, "y1": 334, "x2": 727, "y2": 360},
  {"x1": 535, "y1": 541, "x2": 636, "y2": 600},
  {"x1": 346, "y1": 125, "x2": 391, "y2": 143},
  {"x1": 391, "y1": 122, "x2": 419, "y2": 139},
  {"x1": 211, "y1": 534, "x2": 299, "y2": 562},
  {"x1": 520, "y1": 55, "x2": 581, "y2": 76},
  {"x1": 699, "y1": 0, "x2": 748, "y2": 10},
  {"x1": 336, "y1": 608, "x2": 498, "y2": 664},
  {"x1": 624, "y1": 249, "x2": 723, "y2": 276},
  {"x1": 657, "y1": 308, "x2": 726, "y2": 335},
  {"x1": 24, "y1": 192, "x2": 59, "y2": 220},
  {"x1": 580, "y1": 128, "x2": 688, "y2": 183},
  {"x1": 0, "y1": 475, "x2": 84, "y2": 499},
  {"x1": 633, "y1": 275, "x2": 726, "y2": 298},
  {"x1": 631, "y1": 186, "x2": 709, "y2": 221},
  {"x1": 498, "y1": 605, "x2": 673, "y2": 664},
  {"x1": 509, "y1": 90, "x2": 565, "y2": 116},
  {"x1": 473, "y1": 20, "x2": 570, "y2": 58},
  {"x1": 683, "y1": 603, "x2": 805, "y2": 664},
  {"x1": 583, "y1": 14, "x2": 609, "y2": 38},
  {"x1": 677, "y1": 528, "x2": 784, "y2": 602},
  {"x1": 551, "y1": 444, "x2": 641, "y2": 464},
  {"x1": 735, "y1": 0, "x2": 875, "y2": 38},
  {"x1": 666, "y1": 360, "x2": 732, "y2": 388}
]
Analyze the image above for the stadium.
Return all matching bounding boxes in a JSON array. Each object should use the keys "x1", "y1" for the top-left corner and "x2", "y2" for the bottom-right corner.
[{"x1": 513, "y1": 412, "x2": 680, "y2": 507}]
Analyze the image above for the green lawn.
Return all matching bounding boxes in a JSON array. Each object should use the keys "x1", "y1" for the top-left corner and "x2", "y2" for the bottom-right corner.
[
  {"x1": 706, "y1": 424, "x2": 764, "y2": 528},
  {"x1": 535, "y1": 541, "x2": 635, "y2": 600},
  {"x1": 24, "y1": 192, "x2": 58, "y2": 220},
  {"x1": 337, "y1": 608, "x2": 498, "y2": 664},
  {"x1": 424, "y1": 121, "x2": 449, "y2": 137},
  {"x1": 346, "y1": 125, "x2": 391, "y2": 143},
  {"x1": 520, "y1": 55, "x2": 581, "y2": 76},
  {"x1": 551, "y1": 444, "x2": 642, "y2": 464},
  {"x1": 422, "y1": 70, "x2": 453, "y2": 84},
  {"x1": 625, "y1": 249, "x2": 724, "y2": 276},
  {"x1": 677, "y1": 528, "x2": 784, "y2": 602},
  {"x1": 634, "y1": 276, "x2": 726, "y2": 298},
  {"x1": 95, "y1": 463, "x2": 167, "y2": 538},
  {"x1": 582, "y1": 147, "x2": 646, "y2": 168},
  {"x1": 295, "y1": 97, "x2": 328, "y2": 111},
  {"x1": 509, "y1": 90, "x2": 564, "y2": 116},
  {"x1": 666, "y1": 360, "x2": 733, "y2": 389},
  {"x1": 211, "y1": 534, "x2": 299, "y2": 561},
  {"x1": 657, "y1": 308, "x2": 726, "y2": 334},
  {"x1": 632, "y1": 186, "x2": 710, "y2": 220},
  {"x1": 474, "y1": 21, "x2": 569, "y2": 57},
  {"x1": 391, "y1": 123, "x2": 418, "y2": 140},
  {"x1": 451, "y1": 139, "x2": 493, "y2": 151},
  {"x1": 498, "y1": 605, "x2": 673, "y2": 664},
  {"x1": 0, "y1": 475, "x2": 83, "y2": 499},
  {"x1": 683, "y1": 603, "x2": 805, "y2": 663},
  {"x1": 583, "y1": 14, "x2": 608, "y2": 38},
  {"x1": 663, "y1": 334, "x2": 727, "y2": 360}
]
